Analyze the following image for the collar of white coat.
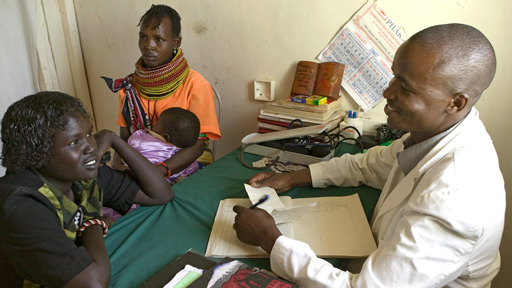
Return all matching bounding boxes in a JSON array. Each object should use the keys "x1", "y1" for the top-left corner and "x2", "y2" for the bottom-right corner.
[
  {"x1": 397, "y1": 111, "x2": 467, "y2": 176},
  {"x1": 372, "y1": 108, "x2": 482, "y2": 227}
]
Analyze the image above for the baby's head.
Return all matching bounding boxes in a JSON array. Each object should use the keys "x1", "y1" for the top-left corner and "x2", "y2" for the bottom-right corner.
[
  {"x1": 1, "y1": 91, "x2": 91, "y2": 173},
  {"x1": 152, "y1": 107, "x2": 200, "y2": 148}
]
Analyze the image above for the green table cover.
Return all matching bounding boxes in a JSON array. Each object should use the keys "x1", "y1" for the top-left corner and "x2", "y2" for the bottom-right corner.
[{"x1": 105, "y1": 144, "x2": 381, "y2": 287}]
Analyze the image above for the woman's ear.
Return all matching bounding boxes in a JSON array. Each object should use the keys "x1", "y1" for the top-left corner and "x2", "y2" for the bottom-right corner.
[
  {"x1": 174, "y1": 35, "x2": 182, "y2": 49},
  {"x1": 447, "y1": 93, "x2": 469, "y2": 114}
]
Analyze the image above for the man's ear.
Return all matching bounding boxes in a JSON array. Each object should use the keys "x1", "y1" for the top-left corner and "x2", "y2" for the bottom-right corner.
[{"x1": 447, "y1": 93, "x2": 469, "y2": 114}]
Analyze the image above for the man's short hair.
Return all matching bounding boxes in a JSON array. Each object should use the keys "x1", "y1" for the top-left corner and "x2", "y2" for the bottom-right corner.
[{"x1": 409, "y1": 23, "x2": 496, "y2": 98}]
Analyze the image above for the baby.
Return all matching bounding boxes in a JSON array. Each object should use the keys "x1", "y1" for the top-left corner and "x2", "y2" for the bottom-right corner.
[{"x1": 128, "y1": 107, "x2": 201, "y2": 184}]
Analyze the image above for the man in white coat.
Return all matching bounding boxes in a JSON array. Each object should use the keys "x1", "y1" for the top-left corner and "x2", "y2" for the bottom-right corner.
[{"x1": 233, "y1": 23, "x2": 505, "y2": 288}]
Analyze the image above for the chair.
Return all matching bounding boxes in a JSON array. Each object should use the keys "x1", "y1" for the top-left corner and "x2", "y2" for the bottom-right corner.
[
  {"x1": 197, "y1": 85, "x2": 222, "y2": 168},
  {"x1": 211, "y1": 86, "x2": 222, "y2": 161}
]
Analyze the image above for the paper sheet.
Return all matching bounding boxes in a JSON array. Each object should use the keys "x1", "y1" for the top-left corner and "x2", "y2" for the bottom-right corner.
[
  {"x1": 318, "y1": 1, "x2": 408, "y2": 111},
  {"x1": 244, "y1": 184, "x2": 315, "y2": 224},
  {"x1": 244, "y1": 184, "x2": 284, "y2": 212}
]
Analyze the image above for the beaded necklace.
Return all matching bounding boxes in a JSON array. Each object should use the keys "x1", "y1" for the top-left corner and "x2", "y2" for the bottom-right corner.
[{"x1": 134, "y1": 48, "x2": 189, "y2": 100}]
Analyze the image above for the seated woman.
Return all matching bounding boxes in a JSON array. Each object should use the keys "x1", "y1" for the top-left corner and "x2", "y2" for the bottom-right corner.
[
  {"x1": 103, "y1": 4, "x2": 221, "y2": 174},
  {"x1": 0, "y1": 91, "x2": 174, "y2": 287}
]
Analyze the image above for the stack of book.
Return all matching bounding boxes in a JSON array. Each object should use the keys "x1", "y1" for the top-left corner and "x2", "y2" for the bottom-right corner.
[
  {"x1": 257, "y1": 96, "x2": 343, "y2": 134},
  {"x1": 256, "y1": 60, "x2": 345, "y2": 136}
]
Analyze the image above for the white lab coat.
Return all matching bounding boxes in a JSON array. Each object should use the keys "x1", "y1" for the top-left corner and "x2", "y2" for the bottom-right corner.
[{"x1": 270, "y1": 108, "x2": 505, "y2": 288}]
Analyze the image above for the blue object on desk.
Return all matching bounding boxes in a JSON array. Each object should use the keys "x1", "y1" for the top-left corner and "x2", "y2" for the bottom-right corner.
[
  {"x1": 104, "y1": 144, "x2": 381, "y2": 288},
  {"x1": 249, "y1": 194, "x2": 270, "y2": 209}
]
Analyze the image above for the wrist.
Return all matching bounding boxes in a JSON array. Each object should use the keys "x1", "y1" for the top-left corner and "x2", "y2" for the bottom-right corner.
[
  {"x1": 156, "y1": 162, "x2": 171, "y2": 178},
  {"x1": 261, "y1": 230, "x2": 281, "y2": 254},
  {"x1": 290, "y1": 169, "x2": 312, "y2": 187},
  {"x1": 78, "y1": 219, "x2": 108, "y2": 238},
  {"x1": 109, "y1": 132, "x2": 123, "y2": 149}
]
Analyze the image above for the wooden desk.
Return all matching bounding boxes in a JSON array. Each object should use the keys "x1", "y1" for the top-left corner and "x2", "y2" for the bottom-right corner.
[{"x1": 105, "y1": 145, "x2": 381, "y2": 287}]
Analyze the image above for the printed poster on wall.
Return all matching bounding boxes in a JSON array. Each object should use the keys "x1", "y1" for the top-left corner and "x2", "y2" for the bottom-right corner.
[{"x1": 318, "y1": 1, "x2": 408, "y2": 111}]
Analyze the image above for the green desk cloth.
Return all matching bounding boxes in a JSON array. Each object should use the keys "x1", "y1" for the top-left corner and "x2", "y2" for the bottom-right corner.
[{"x1": 105, "y1": 144, "x2": 382, "y2": 288}]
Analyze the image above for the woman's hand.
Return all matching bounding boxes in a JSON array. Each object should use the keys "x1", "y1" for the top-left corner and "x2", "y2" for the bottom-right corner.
[
  {"x1": 94, "y1": 130, "x2": 116, "y2": 159},
  {"x1": 162, "y1": 138, "x2": 205, "y2": 175},
  {"x1": 94, "y1": 129, "x2": 174, "y2": 206}
]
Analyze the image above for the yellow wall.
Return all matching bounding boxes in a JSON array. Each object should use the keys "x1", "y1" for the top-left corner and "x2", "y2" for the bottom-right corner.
[{"x1": 74, "y1": 0, "x2": 512, "y2": 286}]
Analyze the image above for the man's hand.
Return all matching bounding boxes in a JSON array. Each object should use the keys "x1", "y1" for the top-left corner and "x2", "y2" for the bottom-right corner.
[
  {"x1": 248, "y1": 169, "x2": 312, "y2": 193},
  {"x1": 247, "y1": 172, "x2": 294, "y2": 193},
  {"x1": 232, "y1": 205, "x2": 282, "y2": 254}
]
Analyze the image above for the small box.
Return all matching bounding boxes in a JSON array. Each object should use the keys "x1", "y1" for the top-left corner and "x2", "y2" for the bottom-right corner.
[
  {"x1": 290, "y1": 95, "x2": 327, "y2": 105},
  {"x1": 290, "y1": 95, "x2": 308, "y2": 104},
  {"x1": 306, "y1": 95, "x2": 327, "y2": 106},
  {"x1": 254, "y1": 79, "x2": 275, "y2": 101}
]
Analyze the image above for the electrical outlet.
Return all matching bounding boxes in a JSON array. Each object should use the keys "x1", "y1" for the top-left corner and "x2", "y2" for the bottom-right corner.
[{"x1": 254, "y1": 79, "x2": 275, "y2": 101}]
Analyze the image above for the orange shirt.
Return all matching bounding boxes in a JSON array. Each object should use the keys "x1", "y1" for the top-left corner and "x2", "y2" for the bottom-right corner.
[{"x1": 117, "y1": 69, "x2": 221, "y2": 140}]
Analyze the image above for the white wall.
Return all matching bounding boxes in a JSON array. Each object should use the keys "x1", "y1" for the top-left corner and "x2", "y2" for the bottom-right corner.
[
  {"x1": 0, "y1": 0, "x2": 39, "y2": 175},
  {"x1": 73, "y1": 0, "x2": 512, "y2": 286}
]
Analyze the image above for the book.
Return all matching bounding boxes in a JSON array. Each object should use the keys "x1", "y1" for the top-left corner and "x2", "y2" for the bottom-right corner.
[
  {"x1": 205, "y1": 193, "x2": 377, "y2": 258},
  {"x1": 256, "y1": 111, "x2": 343, "y2": 142},
  {"x1": 258, "y1": 118, "x2": 308, "y2": 128},
  {"x1": 138, "y1": 249, "x2": 217, "y2": 288},
  {"x1": 290, "y1": 61, "x2": 345, "y2": 99},
  {"x1": 267, "y1": 96, "x2": 342, "y2": 113},
  {"x1": 192, "y1": 257, "x2": 301, "y2": 288},
  {"x1": 257, "y1": 122, "x2": 290, "y2": 132},
  {"x1": 257, "y1": 118, "x2": 341, "y2": 138},
  {"x1": 257, "y1": 115, "x2": 326, "y2": 128},
  {"x1": 259, "y1": 107, "x2": 343, "y2": 123},
  {"x1": 257, "y1": 127, "x2": 280, "y2": 134}
]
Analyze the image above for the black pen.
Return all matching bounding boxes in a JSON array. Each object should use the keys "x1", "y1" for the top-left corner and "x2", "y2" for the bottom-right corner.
[{"x1": 249, "y1": 194, "x2": 270, "y2": 209}]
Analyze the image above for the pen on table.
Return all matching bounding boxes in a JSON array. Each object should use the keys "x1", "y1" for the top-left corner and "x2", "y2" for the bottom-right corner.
[{"x1": 249, "y1": 194, "x2": 270, "y2": 209}]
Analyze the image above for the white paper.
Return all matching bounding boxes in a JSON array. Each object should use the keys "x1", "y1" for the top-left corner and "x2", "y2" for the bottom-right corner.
[
  {"x1": 244, "y1": 184, "x2": 284, "y2": 212},
  {"x1": 318, "y1": 1, "x2": 408, "y2": 111}
]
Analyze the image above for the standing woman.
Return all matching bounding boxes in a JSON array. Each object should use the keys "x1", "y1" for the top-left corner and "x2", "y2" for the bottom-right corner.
[{"x1": 104, "y1": 4, "x2": 221, "y2": 176}]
